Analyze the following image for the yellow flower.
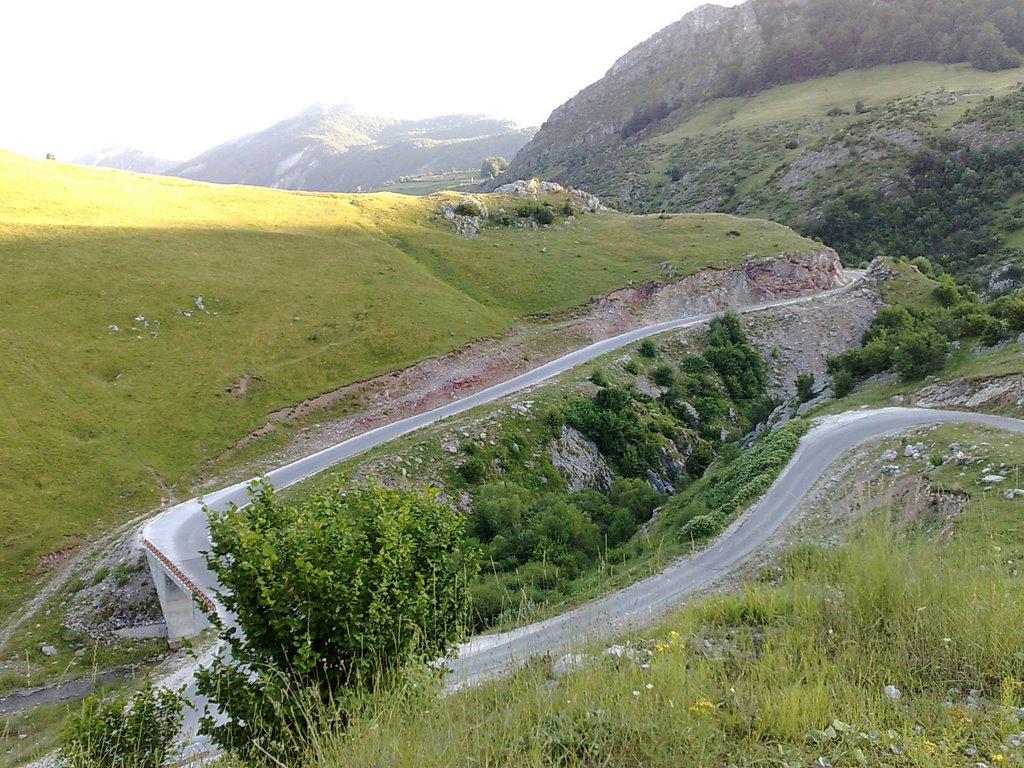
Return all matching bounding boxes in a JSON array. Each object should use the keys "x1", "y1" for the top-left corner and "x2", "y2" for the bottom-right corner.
[
  {"x1": 922, "y1": 740, "x2": 937, "y2": 754},
  {"x1": 688, "y1": 699, "x2": 715, "y2": 716},
  {"x1": 992, "y1": 754, "x2": 1007, "y2": 763},
  {"x1": 947, "y1": 706, "x2": 972, "y2": 723}
]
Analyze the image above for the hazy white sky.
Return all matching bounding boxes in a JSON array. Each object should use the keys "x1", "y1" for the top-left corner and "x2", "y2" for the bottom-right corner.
[{"x1": 3, "y1": 1, "x2": 741, "y2": 161}]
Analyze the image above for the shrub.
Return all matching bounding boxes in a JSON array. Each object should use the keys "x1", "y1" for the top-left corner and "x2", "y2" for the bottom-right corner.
[
  {"x1": 795, "y1": 372, "x2": 815, "y2": 402},
  {"x1": 458, "y1": 457, "x2": 489, "y2": 484},
  {"x1": 638, "y1": 339, "x2": 658, "y2": 359},
  {"x1": 60, "y1": 680, "x2": 183, "y2": 768},
  {"x1": 588, "y1": 368, "x2": 609, "y2": 387},
  {"x1": 832, "y1": 368, "x2": 855, "y2": 398},
  {"x1": 679, "y1": 511, "x2": 726, "y2": 541},
  {"x1": 196, "y1": 480, "x2": 476, "y2": 764},
  {"x1": 651, "y1": 364, "x2": 676, "y2": 387}
]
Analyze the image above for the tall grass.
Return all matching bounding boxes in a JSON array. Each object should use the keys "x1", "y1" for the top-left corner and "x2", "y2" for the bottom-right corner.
[{"x1": 280, "y1": 512, "x2": 1024, "y2": 768}]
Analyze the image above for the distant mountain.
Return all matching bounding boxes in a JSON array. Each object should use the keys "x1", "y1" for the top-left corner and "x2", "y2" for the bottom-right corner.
[
  {"x1": 75, "y1": 147, "x2": 180, "y2": 175},
  {"x1": 502, "y1": 0, "x2": 1024, "y2": 286},
  {"x1": 170, "y1": 106, "x2": 534, "y2": 192}
]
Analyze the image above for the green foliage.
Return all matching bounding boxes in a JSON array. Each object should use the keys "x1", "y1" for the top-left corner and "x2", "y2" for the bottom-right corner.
[
  {"x1": 60, "y1": 679, "x2": 183, "y2": 768},
  {"x1": 564, "y1": 387, "x2": 663, "y2": 478},
  {"x1": 832, "y1": 368, "x2": 855, "y2": 398},
  {"x1": 827, "y1": 269, "x2": 1021, "y2": 388},
  {"x1": 650, "y1": 363, "x2": 676, "y2": 387},
  {"x1": 663, "y1": 420, "x2": 810, "y2": 536},
  {"x1": 723, "y1": 0, "x2": 1023, "y2": 97},
  {"x1": 480, "y1": 156, "x2": 509, "y2": 180},
  {"x1": 467, "y1": 480, "x2": 664, "y2": 629},
  {"x1": 588, "y1": 368, "x2": 609, "y2": 387},
  {"x1": 638, "y1": 339, "x2": 659, "y2": 359},
  {"x1": 795, "y1": 372, "x2": 815, "y2": 403},
  {"x1": 678, "y1": 511, "x2": 726, "y2": 541},
  {"x1": 515, "y1": 202, "x2": 556, "y2": 226},
  {"x1": 195, "y1": 479, "x2": 476, "y2": 763},
  {"x1": 704, "y1": 312, "x2": 767, "y2": 405},
  {"x1": 806, "y1": 137, "x2": 1024, "y2": 282}
]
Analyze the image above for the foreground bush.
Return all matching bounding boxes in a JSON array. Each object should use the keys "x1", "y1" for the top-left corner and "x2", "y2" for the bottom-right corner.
[{"x1": 196, "y1": 479, "x2": 477, "y2": 765}]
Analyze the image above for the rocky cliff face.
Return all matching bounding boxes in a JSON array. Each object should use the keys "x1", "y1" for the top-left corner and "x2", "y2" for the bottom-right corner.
[{"x1": 502, "y1": 0, "x2": 805, "y2": 182}]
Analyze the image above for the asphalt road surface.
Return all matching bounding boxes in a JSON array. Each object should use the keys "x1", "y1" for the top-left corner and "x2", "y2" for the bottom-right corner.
[{"x1": 143, "y1": 275, "x2": 864, "y2": 599}]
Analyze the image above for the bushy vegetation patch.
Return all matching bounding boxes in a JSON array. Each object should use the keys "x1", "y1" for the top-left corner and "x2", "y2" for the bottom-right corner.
[
  {"x1": 722, "y1": 0, "x2": 1022, "y2": 97},
  {"x1": 196, "y1": 480, "x2": 476, "y2": 764},
  {"x1": 828, "y1": 262, "x2": 1024, "y2": 394},
  {"x1": 806, "y1": 128, "x2": 1024, "y2": 282},
  {"x1": 664, "y1": 420, "x2": 810, "y2": 541}
]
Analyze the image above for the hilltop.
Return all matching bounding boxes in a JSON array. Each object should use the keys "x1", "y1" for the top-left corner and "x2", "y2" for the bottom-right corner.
[
  {"x1": 501, "y1": 0, "x2": 1024, "y2": 287},
  {"x1": 75, "y1": 106, "x2": 534, "y2": 194}
]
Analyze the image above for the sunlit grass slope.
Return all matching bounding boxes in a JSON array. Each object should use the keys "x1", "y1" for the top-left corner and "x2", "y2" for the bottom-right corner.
[{"x1": 0, "y1": 151, "x2": 816, "y2": 614}]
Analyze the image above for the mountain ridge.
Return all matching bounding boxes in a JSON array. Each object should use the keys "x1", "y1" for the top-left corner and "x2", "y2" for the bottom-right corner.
[{"x1": 75, "y1": 106, "x2": 535, "y2": 193}]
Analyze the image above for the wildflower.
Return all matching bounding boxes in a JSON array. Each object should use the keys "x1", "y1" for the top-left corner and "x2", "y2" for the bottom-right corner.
[
  {"x1": 689, "y1": 699, "x2": 715, "y2": 716},
  {"x1": 632, "y1": 690, "x2": 640, "y2": 697},
  {"x1": 992, "y1": 754, "x2": 1007, "y2": 763},
  {"x1": 948, "y1": 706, "x2": 973, "y2": 723},
  {"x1": 923, "y1": 740, "x2": 937, "y2": 754},
  {"x1": 645, "y1": 683, "x2": 654, "y2": 690},
  {"x1": 669, "y1": 630, "x2": 679, "y2": 639}
]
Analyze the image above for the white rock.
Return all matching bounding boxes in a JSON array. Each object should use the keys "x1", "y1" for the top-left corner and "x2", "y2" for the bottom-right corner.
[
  {"x1": 1004, "y1": 489, "x2": 1024, "y2": 500},
  {"x1": 194, "y1": 296, "x2": 205, "y2": 310},
  {"x1": 981, "y1": 475, "x2": 1006, "y2": 484},
  {"x1": 40, "y1": 645, "x2": 58, "y2": 657},
  {"x1": 884, "y1": 684, "x2": 902, "y2": 701},
  {"x1": 880, "y1": 449, "x2": 898, "y2": 461},
  {"x1": 552, "y1": 653, "x2": 588, "y2": 678}
]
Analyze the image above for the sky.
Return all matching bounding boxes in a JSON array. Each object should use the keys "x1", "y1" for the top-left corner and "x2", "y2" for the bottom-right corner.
[{"x1": 2, "y1": 1, "x2": 742, "y2": 161}]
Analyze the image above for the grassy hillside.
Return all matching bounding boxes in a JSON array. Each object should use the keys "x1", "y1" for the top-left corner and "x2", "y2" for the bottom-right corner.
[
  {"x1": 0, "y1": 151, "x2": 816, "y2": 617},
  {"x1": 543, "y1": 62, "x2": 1024, "y2": 284}
]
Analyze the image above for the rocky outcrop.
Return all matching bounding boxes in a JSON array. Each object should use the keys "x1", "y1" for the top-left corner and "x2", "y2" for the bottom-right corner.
[
  {"x1": 744, "y1": 279, "x2": 881, "y2": 396},
  {"x1": 743, "y1": 249, "x2": 844, "y2": 296},
  {"x1": 912, "y1": 374, "x2": 1024, "y2": 410},
  {"x1": 549, "y1": 426, "x2": 613, "y2": 493}
]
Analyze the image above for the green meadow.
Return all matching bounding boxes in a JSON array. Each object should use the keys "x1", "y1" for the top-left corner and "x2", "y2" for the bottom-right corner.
[{"x1": 0, "y1": 151, "x2": 815, "y2": 616}]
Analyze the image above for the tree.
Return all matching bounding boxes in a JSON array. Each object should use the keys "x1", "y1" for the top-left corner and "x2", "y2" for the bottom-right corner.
[
  {"x1": 60, "y1": 679, "x2": 183, "y2": 768},
  {"x1": 195, "y1": 479, "x2": 476, "y2": 764},
  {"x1": 970, "y1": 22, "x2": 1021, "y2": 71},
  {"x1": 481, "y1": 156, "x2": 509, "y2": 179}
]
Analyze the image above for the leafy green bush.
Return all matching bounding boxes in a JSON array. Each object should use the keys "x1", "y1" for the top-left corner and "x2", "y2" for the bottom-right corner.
[
  {"x1": 679, "y1": 511, "x2": 726, "y2": 541},
  {"x1": 60, "y1": 679, "x2": 183, "y2": 768},
  {"x1": 196, "y1": 479, "x2": 476, "y2": 764},
  {"x1": 651, "y1": 364, "x2": 676, "y2": 387}
]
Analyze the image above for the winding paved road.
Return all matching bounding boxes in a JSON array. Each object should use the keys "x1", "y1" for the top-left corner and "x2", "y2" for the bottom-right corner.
[
  {"x1": 143, "y1": 275, "x2": 863, "y2": 603},
  {"x1": 139, "y1": 270, "x2": 1024, "y2": 752}
]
